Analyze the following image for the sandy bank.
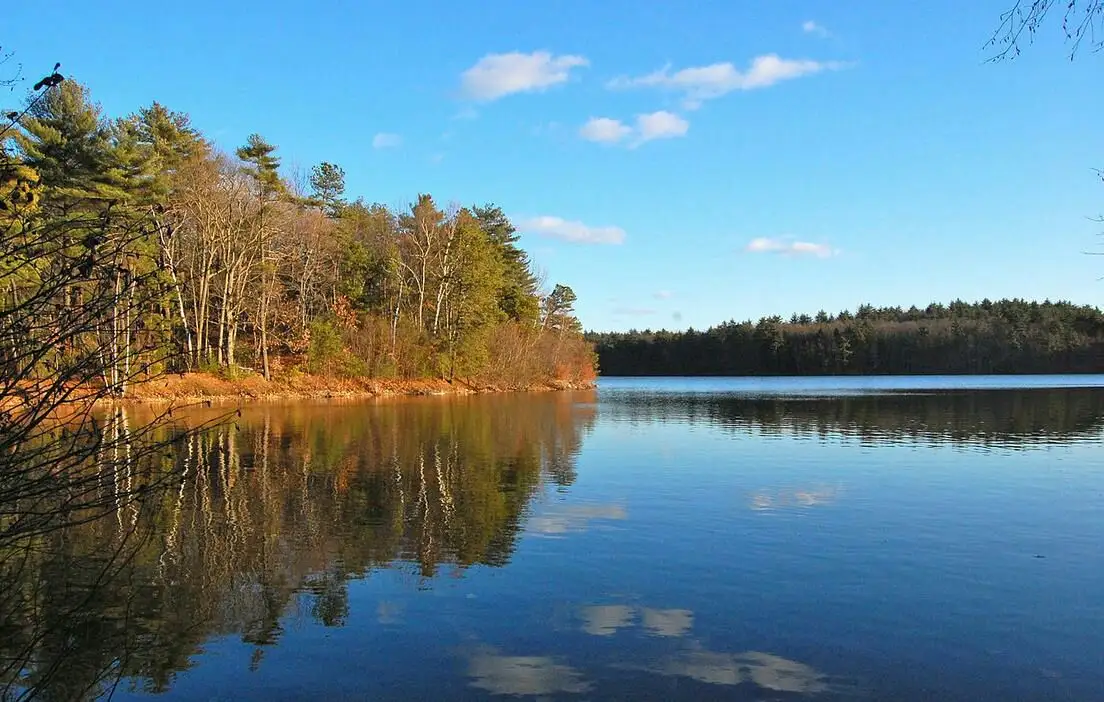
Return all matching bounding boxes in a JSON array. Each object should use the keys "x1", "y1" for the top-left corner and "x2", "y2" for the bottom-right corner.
[{"x1": 114, "y1": 372, "x2": 595, "y2": 404}]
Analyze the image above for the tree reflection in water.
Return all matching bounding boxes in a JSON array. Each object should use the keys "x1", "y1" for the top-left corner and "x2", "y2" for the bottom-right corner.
[
  {"x1": 603, "y1": 387, "x2": 1104, "y2": 448},
  {"x1": 0, "y1": 392, "x2": 596, "y2": 700}
]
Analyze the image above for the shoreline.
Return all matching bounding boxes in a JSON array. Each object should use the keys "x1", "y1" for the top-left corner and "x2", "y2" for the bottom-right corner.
[{"x1": 110, "y1": 372, "x2": 596, "y2": 405}]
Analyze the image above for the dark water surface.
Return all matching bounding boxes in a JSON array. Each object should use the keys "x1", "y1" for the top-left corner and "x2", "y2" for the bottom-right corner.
[{"x1": 5, "y1": 376, "x2": 1104, "y2": 700}]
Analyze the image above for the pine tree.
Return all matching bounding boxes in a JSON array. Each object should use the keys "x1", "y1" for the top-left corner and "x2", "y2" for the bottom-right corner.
[
  {"x1": 473, "y1": 204, "x2": 539, "y2": 324},
  {"x1": 236, "y1": 133, "x2": 284, "y2": 199},
  {"x1": 121, "y1": 102, "x2": 209, "y2": 203},
  {"x1": 541, "y1": 284, "x2": 580, "y2": 334},
  {"x1": 310, "y1": 161, "x2": 345, "y2": 217},
  {"x1": 235, "y1": 134, "x2": 284, "y2": 380},
  {"x1": 12, "y1": 80, "x2": 128, "y2": 210}
]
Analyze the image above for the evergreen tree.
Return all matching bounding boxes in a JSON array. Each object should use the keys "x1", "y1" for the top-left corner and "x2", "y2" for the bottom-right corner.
[
  {"x1": 542, "y1": 283, "x2": 580, "y2": 334},
  {"x1": 474, "y1": 204, "x2": 539, "y2": 324},
  {"x1": 122, "y1": 102, "x2": 209, "y2": 203},
  {"x1": 236, "y1": 133, "x2": 284, "y2": 199},
  {"x1": 12, "y1": 80, "x2": 128, "y2": 209},
  {"x1": 310, "y1": 161, "x2": 345, "y2": 217}
]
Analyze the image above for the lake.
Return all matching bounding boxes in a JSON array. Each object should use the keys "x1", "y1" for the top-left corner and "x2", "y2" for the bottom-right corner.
[{"x1": 4, "y1": 376, "x2": 1104, "y2": 701}]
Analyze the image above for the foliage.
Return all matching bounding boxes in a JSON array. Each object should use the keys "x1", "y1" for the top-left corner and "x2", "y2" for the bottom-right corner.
[
  {"x1": 590, "y1": 299, "x2": 1104, "y2": 376},
  {"x1": 309, "y1": 161, "x2": 345, "y2": 217},
  {"x1": 2, "y1": 75, "x2": 595, "y2": 392},
  {"x1": 307, "y1": 318, "x2": 343, "y2": 374}
]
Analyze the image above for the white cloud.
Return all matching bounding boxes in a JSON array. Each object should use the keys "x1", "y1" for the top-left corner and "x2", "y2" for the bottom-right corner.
[
  {"x1": 802, "y1": 20, "x2": 831, "y2": 38},
  {"x1": 579, "y1": 111, "x2": 689, "y2": 147},
  {"x1": 461, "y1": 51, "x2": 588, "y2": 101},
  {"x1": 579, "y1": 117, "x2": 633, "y2": 144},
  {"x1": 608, "y1": 54, "x2": 847, "y2": 109},
  {"x1": 654, "y1": 290, "x2": 673, "y2": 299},
  {"x1": 517, "y1": 216, "x2": 626, "y2": 245},
  {"x1": 746, "y1": 237, "x2": 837, "y2": 258},
  {"x1": 635, "y1": 110, "x2": 689, "y2": 143},
  {"x1": 372, "y1": 132, "x2": 402, "y2": 149}
]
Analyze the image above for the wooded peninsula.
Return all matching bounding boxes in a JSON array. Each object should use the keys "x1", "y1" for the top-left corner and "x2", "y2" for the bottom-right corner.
[
  {"x1": 589, "y1": 300, "x2": 1104, "y2": 376},
  {"x1": 2, "y1": 77, "x2": 595, "y2": 401}
]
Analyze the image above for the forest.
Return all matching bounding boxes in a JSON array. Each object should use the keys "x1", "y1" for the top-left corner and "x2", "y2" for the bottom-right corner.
[
  {"x1": 589, "y1": 299, "x2": 1104, "y2": 376},
  {"x1": 0, "y1": 74, "x2": 595, "y2": 398}
]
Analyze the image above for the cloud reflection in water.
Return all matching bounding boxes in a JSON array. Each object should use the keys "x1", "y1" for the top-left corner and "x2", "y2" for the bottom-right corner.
[
  {"x1": 749, "y1": 484, "x2": 842, "y2": 511},
  {"x1": 468, "y1": 647, "x2": 591, "y2": 696},
  {"x1": 580, "y1": 605, "x2": 636, "y2": 636},
  {"x1": 642, "y1": 608, "x2": 694, "y2": 637},
  {"x1": 528, "y1": 504, "x2": 627, "y2": 535},
  {"x1": 650, "y1": 648, "x2": 830, "y2": 694},
  {"x1": 579, "y1": 605, "x2": 694, "y2": 638}
]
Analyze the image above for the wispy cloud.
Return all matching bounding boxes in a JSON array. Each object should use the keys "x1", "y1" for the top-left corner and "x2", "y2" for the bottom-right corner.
[
  {"x1": 531, "y1": 120, "x2": 563, "y2": 136},
  {"x1": 608, "y1": 55, "x2": 848, "y2": 109},
  {"x1": 746, "y1": 237, "x2": 837, "y2": 258},
  {"x1": 579, "y1": 111, "x2": 688, "y2": 147},
  {"x1": 452, "y1": 106, "x2": 480, "y2": 120},
  {"x1": 461, "y1": 51, "x2": 588, "y2": 101},
  {"x1": 517, "y1": 215, "x2": 626, "y2": 244},
  {"x1": 802, "y1": 20, "x2": 831, "y2": 38},
  {"x1": 654, "y1": 290, "x2": 673, "y2": 300},
  {"x1": 372, "y1": 132, "x2": 402, "y2": 149}
]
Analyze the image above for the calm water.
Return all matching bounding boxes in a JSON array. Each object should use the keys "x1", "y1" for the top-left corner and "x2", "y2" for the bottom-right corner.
[{"x1": 5, "y1": 376, "x2": 1104, "y2": 701}]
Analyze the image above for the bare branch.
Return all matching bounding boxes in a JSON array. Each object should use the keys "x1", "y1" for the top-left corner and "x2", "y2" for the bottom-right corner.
[{"x1": 986, "y1": 0, "x2": 1104, "y2": 60}]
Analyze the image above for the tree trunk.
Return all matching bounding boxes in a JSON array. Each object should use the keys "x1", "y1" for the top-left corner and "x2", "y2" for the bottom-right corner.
[
  {"x1": 217, "y1": 268, "x2": 233, "y2": 368},
  {"x1": 111, "y1": 268, "x2": 121, "y2": 393},
  {"x1": 259, "y1": 275, "x2": 271, "y2": 381},
  {"x1": 390, "y1": 270, "x2": 405, "y2": 360},
  {"x1": 120, "y1": 273, "x2": 133, "y2": 397}
]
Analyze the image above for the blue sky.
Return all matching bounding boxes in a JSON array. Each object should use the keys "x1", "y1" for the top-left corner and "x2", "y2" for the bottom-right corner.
[{"x1": 5, "y1": 1, "x2": 1103, "y2": 331}]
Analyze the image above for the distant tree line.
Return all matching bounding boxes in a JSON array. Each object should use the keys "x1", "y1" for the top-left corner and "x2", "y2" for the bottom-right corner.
[
  {"x1": 2, "y1": 76, "x2": 594, "y2": 396},
  {"x1": 589, "y1": 299, "x2": 1104, "y2": 376}
]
